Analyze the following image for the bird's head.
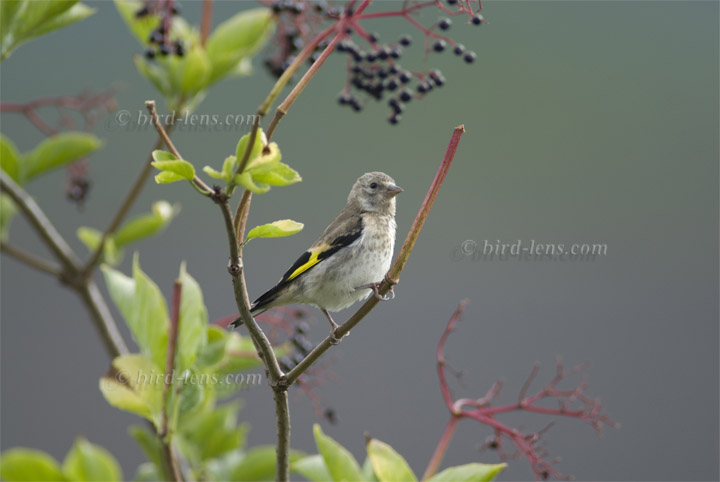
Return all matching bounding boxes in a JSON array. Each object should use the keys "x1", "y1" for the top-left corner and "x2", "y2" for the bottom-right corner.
[{"x1": 347, "y1": 172, "x2": 403, "y2": 215}]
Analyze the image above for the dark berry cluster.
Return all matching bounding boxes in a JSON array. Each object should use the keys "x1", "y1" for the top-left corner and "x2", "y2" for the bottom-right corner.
[
  {"x1": 336, "y1": 33, "x2": 461, "y2": 124},
  {"x1": 263, "y1": 0, "x2": 340, "y2": 78},
  {"x1": 278, "y1": 321, "x2": 313, "y2": 371},
  {"x1": 135, "y1": 0, "x2": 185, "y2": 59}
]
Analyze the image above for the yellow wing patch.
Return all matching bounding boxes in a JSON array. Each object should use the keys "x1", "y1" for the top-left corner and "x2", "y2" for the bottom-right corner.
[{"x1": 286, "y1": 244, "x2": 329, "y2": 281}]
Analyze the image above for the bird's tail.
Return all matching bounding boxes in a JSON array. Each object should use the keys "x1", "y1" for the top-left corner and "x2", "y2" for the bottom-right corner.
[{"x1": 228, "y1": 303, "x2": 269, "y2": 329}]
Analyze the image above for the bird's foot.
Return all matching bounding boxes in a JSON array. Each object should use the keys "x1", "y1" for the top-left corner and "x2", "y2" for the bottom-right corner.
[
  {"x1": 356, "y1": 282, "x2": 394, "y2": 301},
  {"x1": 329, "y1": 326, "x2": 343, "y2": 345}
]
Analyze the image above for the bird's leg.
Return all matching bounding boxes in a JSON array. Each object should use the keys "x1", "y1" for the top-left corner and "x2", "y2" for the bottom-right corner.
[
  {"x1": 355, "y1": 282, "x2": 395, "y2": 301},
  {"x1": 322, "y1": 309, "x2": 343, "y2": 345}
]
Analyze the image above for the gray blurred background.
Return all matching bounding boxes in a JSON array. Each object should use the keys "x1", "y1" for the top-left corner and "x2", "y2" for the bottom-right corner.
[{"x1": 1, "y1": 1, "x2": 718, "y2": 480}]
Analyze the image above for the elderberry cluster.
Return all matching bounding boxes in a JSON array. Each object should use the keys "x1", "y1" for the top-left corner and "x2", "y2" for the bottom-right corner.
[
  {"x1": 134, "y1": 1, "x2": 185, "y2": 59},
  {"x1": 263, "y1": 0, "x2": 340, "y2": 78},
  {"x1": 336, "y1": 33, "x2": 462, "y2": 125},
  {"x1": 278, "y1": 321, "x2": 313, "y2": 371}
]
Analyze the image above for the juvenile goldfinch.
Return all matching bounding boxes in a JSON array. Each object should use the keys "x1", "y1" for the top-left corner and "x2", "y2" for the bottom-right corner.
[{"x1": 233, "y1": 172, "x2": 402, "y2": 342}]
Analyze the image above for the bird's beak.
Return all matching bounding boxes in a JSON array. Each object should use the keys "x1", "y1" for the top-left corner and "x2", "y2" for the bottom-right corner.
[{"x1": 386, "y1": 185, "x2": 403, "y2": 198}]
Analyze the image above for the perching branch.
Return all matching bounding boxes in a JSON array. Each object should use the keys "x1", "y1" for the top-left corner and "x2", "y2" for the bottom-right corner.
[{"x1": 285, "y1": 124, "x2": 466, "y2": 385}]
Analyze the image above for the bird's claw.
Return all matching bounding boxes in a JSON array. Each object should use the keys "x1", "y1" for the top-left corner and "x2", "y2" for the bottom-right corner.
[
  {"x1": 329, "y1": 327, "x2": 343, "y2": 345},
  {"x1": 356, "y1": 282, "x2": 394, "y2": 301}
]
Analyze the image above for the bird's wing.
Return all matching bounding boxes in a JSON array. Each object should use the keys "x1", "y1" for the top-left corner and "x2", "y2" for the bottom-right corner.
[{"x1": 251, "y1": 213, "x2": 364, "y2": 311}]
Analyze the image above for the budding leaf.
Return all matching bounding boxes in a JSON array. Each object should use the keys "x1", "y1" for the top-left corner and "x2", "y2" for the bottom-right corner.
[
  {"x1": 250, "y1": 161, "x2": 301, "y2": 186},
  {"x1": 291, "y1": 455, "x2": 333, "y2": 482},
  {"x1": 99, "y1": 354, "x2": 163, "y2": 426},
  {"x1": 427, "y1": 463, "x2": 507, "y2": 482},
  {"x1": 234, "y1": 130, "x2": 265, "y2": 171},
  {"x1": 23, "y1": 132, "x2": 103, "y2": 182},
  {"x1": 0, "y1": 448, "x2": 65, "y2": 482},
  {"x1": 151, "y1": 150, "x2": 195, "y2": 184},
  {"x1": 0, "y1": 134, "x2": 21, "y2": 182},
  {"x1": 235, "y1": 171, "x2": 270, "y2": 194},
  {"x1": 312, "y1": 424, "x2": 364, "y2": 482},
  {"x1": 367, "y1": 439, "x2": 417, "y2": 482},
  {"x1": 114, "y1": 201, "x2": 177, "y2": 246},
  {"x1": 62, "y1": 437, "x2": 123, "y2": 482},
  {"x1": 246, "y1": 220, "x2": 303, "y2": 241},
  {"x1": 181, "y1": 44, "x2": 211, "y2": 94}
]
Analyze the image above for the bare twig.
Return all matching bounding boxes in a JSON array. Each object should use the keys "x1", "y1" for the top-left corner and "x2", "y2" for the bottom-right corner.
[
  {"x1": 200, "y1": 0, "x2": 213, "y2": 46},
  {"x1": 286, "y1": 124, "x2": 466, "y2": 385},
  {"x1": 0, "y1": 241, "x2": 61, "y2": 276}
]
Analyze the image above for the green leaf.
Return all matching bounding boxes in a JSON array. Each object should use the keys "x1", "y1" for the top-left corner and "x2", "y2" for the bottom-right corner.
[
  {"x1": 1, "y1": 1, "x2": 94, "y2": 60},
  {"x1": 367, "y1": 439, "x2": 417, "y2": 482},
  {"x1": 195, "y1": 325, "x2": 230, "y2": 368},
  {"x1": 0, "y1": 194, "x2": 17, "y2": 243},
  {"x1": 427, "y1": 463, "x2": 507, "y2": 482},
  {"x1": 180, "y1": 44, "x2": 211, "y2": 94},
  {"x1": 235, "y1": 171, "x2": 270, "y2": 194},
  {"x1": 114, "y1": 201, "x2": 176, "y2": 247},
  {"x1": 22, "y1": 132, "x2": 102, "y2": 182},
  {"x1": 0, "y1": 448, "x2": 66, "y2": 481},
  {"x1": 128, "y1": 426, "x2": 164, "y2": 472},
  {"x1": 234, "y1": 130, "x2": 265, "y2": 170},
  {"x1": 0, "y1": 134, "x2": 21, "y2": 182},
  {"x1": 114, "y1": 0, "x2": 158, "y2": 46},
  {"x1": 292, "y1": 454, "x2": 333, "y2": 482},
  {"x1": 205, "y1": 8, "x2": 275, "y2": 84},
  {"x1": 313, "y1": 424, "x2": 364, "y2": 482},
  {"x1": 246, "y1": 219, "x2": 303, "y2": 241},
  {"x1": 250, "y1": 161, "x2": 301, "y2": 186},
  {"x1": 134, "y1": 55, "x2": 171, "y2": 96},
  {"x1": 101, "y1": 257, "x2": 169, "y2": 370},
  {"x1": 22, "y1": 3, "x2": 94, "y2": 41},
  {"x1": 133, "y1": 463, "x2": 162, "y2": 482},
  {"x1": 176, "y1": 263, "x2": 208, "y2": 372},
  {"x1": 179, "y1": 402, "x2": 247, "y2": 461},
  {"x1": 230, "y1": 446, "x2": 305, "y2": 482},
  {"x1": 99, "y1": 354, "x2": 163, "y2": 425},
  {"x1": 362, "y1": 457, "x2": 380, "y2": 482},
  {"x1": 62, "y1": 438, "x2": 122, "y2": 482},
  {"x1": 151, "y1": 150, "x2": 195, "y2": 184},
  {"x1": 245, "y1": 140, "x2": 280, "y2": 171},
  {"x1": 77, "y1": 227, "x2": 122, "y2": 265},
  {"x1": 203, "y1": 155, "x2": 237, "y2": 184}
]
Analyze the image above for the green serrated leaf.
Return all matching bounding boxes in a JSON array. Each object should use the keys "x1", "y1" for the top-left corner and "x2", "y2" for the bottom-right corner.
[
  {"x1": 246, "y1": 219, "x2": 303, "y2": 241},
  {"x1": 181, "y1": 44, "x2": 211, "y2": 94},
  {"x1": 176, "y1": 263, "x2": 208, "y2": 372},
  {"x1": 0, "y1": 134, "x2": 21, "y2": 182},
  {"x1": 114, "y1": 0, "x2": 158, "y2": 46},
  {"x1": 428, "y1": 463, "x2": 507, "y2": 482},
  {"x1": 250, "y1": 161, "x2": 301, "y2": 186},
  {"x1": 313, "y1": 424, "x2": 364, "y2": 482},
  {"x1": 205, "y1": 8, "x2": 275, "y2": 84},
  {"x1": 0, "y1": 194, "x2": 17, "y2": 243},
  {"x1": 22, "y1": 3, "x2": 94, "y2": 41},
  {"x1": 22, "y1": 132, "x2": 102, "y2": 182},
  {"x1": 62, "y1": 437, "x2": 122, "y2": 482},
  {"x1": 134, "y1": 55, "x2": 171, "y2": 96},
  {"x1": 114, "y1": 201, "x2": 176, "y2": 247},
  {"x1": 367, "y1": 439, "x2": 417, "y2": 482},
  {"x1": 0, "y1": 448, "x2": 66, "y2": 482},
  {"x1": 235, "y1": 171, "x2": 270, "y2": 194},
  {"x1": 235, "y1": 130, "x2": 265, "y2": 171},
  {"x1": 128, "y1": 426, "x2": 164, "y2": 471},
  {"x1": 245, "y1": 141, "x2": 280, "y2": 171},
  {"x1": 291, "y1": 455, "x2": 333, "y2": 482},
  {"x1": 101, "y1": 258, "x2": 169, "y2": 370},
  {"x1": 99, "y1": 355, "x2": 164, "y2": 425},
  {"x1": 152, "y1": 158, "x2": 195, "y2": 184}
]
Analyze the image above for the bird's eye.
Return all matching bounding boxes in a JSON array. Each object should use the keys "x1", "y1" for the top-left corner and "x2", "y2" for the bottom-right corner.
[{"x1": 369, "y1": 182, "x2": 378, "y2": 189}]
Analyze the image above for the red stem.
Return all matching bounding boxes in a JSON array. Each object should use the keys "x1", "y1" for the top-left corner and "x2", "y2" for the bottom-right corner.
[{"x1": 422, "y1": 416, "x2": 459, "y2": 480}]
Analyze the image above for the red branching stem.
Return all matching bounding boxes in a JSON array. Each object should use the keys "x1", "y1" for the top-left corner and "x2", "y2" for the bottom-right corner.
[
  {"x1": 421, "y1": 416, "x2": 459, "y2": 481},
  {"x1": 428, "y1": 301, "x2": 616, "y2": 481},
  {"x1": 200, "y1": 0, "x2": 213, "y2": 46}
]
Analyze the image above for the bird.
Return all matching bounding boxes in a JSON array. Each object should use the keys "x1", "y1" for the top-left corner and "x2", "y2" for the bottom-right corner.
[{"x1": 231, "y1": 172, "x2": 402, "y2": 343}]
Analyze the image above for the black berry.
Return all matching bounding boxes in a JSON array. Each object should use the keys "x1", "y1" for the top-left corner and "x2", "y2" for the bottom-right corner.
[
  {"x1": 399, "y1": 35, "x2": 412, "y2": 46},
  {"x1": 433, "y1": 40, "x2": 446, "y2": 52},
  {"x1": 463, "y1": 51, "x2": 477, "y2": 63},
  {"x1": 454, "y1": 44, "x2": 465, "y2": 55},
  {"x1": 472, "y1": 14, "x2": 484, "y2": 25},
  {"x1": 399, "y1": 90, "x2": 412, "y2": 102},
  {"x1": 439, "y1": 18, "x2": 452, "y2": 30}
]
